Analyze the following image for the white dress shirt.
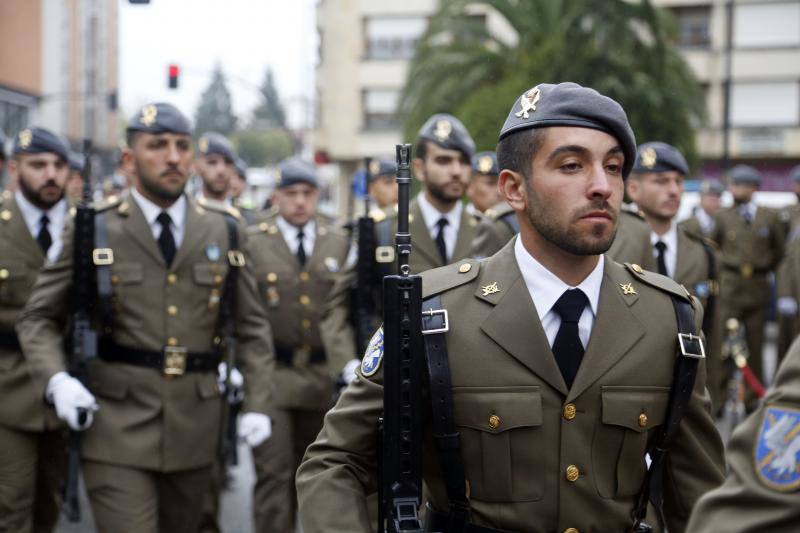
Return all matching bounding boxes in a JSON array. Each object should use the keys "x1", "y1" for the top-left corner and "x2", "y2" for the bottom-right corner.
[
  {"x1": 417, "y1": 192, "x2": 462, "y2": 261},
  {"x1": 15, "y1": 191, "x2": 68, "y2": 263},
  {"x1": 695, "y1": 208, "x2": 715, "y2": 235},
  {"x1": 738, "y1": 202, "x2": 757, "y2": 222},
  {"x1": 650, "y1": 223, "x2": 678, "y2": 279},
  {"x1": 130, "y1": 187, "x2": 186, "y2": 248},
  {"x1": 514, "y1": 236, "x2": 603, "y2": 349},
  {"x1": 276, "y1": 215, "x2": 316, "y2": 259}
]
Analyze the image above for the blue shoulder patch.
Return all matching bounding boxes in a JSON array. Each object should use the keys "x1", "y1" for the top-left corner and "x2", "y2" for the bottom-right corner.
[
  {"x1": 755, "y1": 405, "x2": 800, "y2": 492},
  {"x1": 360, "y1": 328, "x2": 384, "y2": 377}
]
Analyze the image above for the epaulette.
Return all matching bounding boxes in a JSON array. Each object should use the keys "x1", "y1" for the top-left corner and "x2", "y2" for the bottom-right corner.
[
  {"x1": 621, "y1": 207, "x2": 647, "y2": 222},
  {"x1": 93, "y1": 194, "x2": 123, "y2": 213},
  {"x1": 196, "y1": 197, "x2": 241, "y2": 219},
  {"x1": 682, "y1": 228, "x2": 718, "y2": 251},
  {"x1": 421, "y1": 259, "x2": 481, "y2": 299},
  {"x1": 485, "y1": 202, "x2": 514, "y2": 222},
  {"x1": 368, "y1": 208, "x2": 387, "y2": 223},
  {"x1": 248, "y1": 220, "x2": 279, "y2": 236},
  {"x1": 624, "y1": 262, "x2": 692, "y2": 302}
]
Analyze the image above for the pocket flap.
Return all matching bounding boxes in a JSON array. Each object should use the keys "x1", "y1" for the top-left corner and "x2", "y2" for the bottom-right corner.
[
  {"x1": 601, "y1": 386, "x2": 670, "y2": 433},
  {"x1": 112, "y1": 262, "x2": 143, "y2": 284},
  {"x1": 453, "y1": 386, "x2": 542, "y2": 434},
  {"x1": 0, "y1": 260, "x2": 31, "y2": 280}
]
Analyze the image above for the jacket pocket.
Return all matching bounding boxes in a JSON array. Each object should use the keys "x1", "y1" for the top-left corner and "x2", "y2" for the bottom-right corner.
[
  {"x1": 593, "y1": 386, "x2": 670, "y2": 498},
  {"x1": 0, "y1": 260, "x2": 35, "y2": 306},
  {"x1": 453, "y1": 385, "x2": 543, "y2": 502}
]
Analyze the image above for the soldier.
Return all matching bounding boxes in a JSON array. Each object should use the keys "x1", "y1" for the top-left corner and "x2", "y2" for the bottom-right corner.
[
  {"x1": 65, "y1": 150, "x2": 86, "y2": 203},
  {"x1": 16, "y1": 103, "x2": 274, "y2": 533},
  {"x1": 626, "y1": 141, "x2": 723, "y2": 410},
  {"x1": 229, "y1": 157, "x2": 257, "y2": 225},
  {"x1": 0, "y1": 127, "x2": 71, "y2": 533},
  {"x1": 466, "y1": 150, "x2": 501, "y2": 215},
  {"x1": 195, "y1": 132, "x2": 236, "y2": 205},
  {"x1": 244, "y1": 157, "x2": 350, "y2": 533},
  {"x1": 687, "y1": 336, "x2": 800, "y2": 532},
  {"x1": 713, "y1": 164, "x2": 784, "y2": 406},
  {"x1": 297, "y1": 82, "x2": 724, "y2": 533},
  {"x1": 681, "y1": 179, "x2": 724, "y2": 239},
  {"x1": 366, "y1": 156, "x2": 398, "y2": 214}
]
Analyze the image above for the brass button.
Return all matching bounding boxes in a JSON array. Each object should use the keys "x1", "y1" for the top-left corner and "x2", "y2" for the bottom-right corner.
[
  {"x1": 458, "y1": 263, "x2": 471, "y2": 273},
  {"x1": 0, "y1": 268, "x2": 8, "y2": 280},
  {"x1": 259, "y1": 222, "x2": 269, "y2": 232},
  {"x1": 565, "y1": 465, "x2": 580, "y2": 482},
  {"x1": 0, "y1": 210, "x2": 11, "y2": 221},
  {"x1": 299, "y1": 271, "x2": 310, "y2": 282},
  {"x1": 563, "y1": 403, "x2": 577, "y2": 420},
  {"x1": 301, "y1": 318, "x2": 311, "y2": 329},
  {"x1": 488, "y1": 414, "x2": 501, "y2": 429},
  {"x1": 564, "y1": 529, "x2": 579, "y2": 533},
  {"x1": 111, "y1": 274, "x2": 120, "y2": 285},
  {"x1": 213, "y1": 274, "x2": 223, "y2": 284},
  {"x1": 167, "y1": 273, "x2": 177, "y2": 284},
  {"x1": 213, "y1": 336, "x2": 221, "y2": 345},
  {"x1": 266, "y1": 272, "x2": 278, "y2": 283},
  {"x1": 631, "y1": 263, "x2": 643, "y2": 274},
  {"x1": 638, "y1": 412, "x2": 648, "y2": 428},
  {"x1": 167, "y1": 305, "x2": 178, "y2": 316},
  {"x1": 299, "y1": 295, "x2": 310, "y2": 305},
  {"x1": 167, "y1": 337, "x2": 178, "y2": 346}
]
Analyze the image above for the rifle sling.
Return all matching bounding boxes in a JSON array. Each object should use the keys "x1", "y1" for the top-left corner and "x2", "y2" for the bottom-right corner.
[
  {"x1": 219, "y1": 214, "x2": 240, "y2": 340},
  {"x1": 94, "y1": 212, "x2": 113, "y2": 335},
  {"x1": 698, "y1": 239, "x2": 717, "y2": 335}
]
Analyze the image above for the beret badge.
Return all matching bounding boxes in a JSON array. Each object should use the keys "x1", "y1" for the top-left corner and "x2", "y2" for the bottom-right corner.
[
  {"x1": 140, "y1": 104, "x2": 158, "y2": 127},
  {"x1": 433, "y1": 119, "x2": 452, "y2": 142},
  {"x1": 478, "y1": 155, "x2": 493, "y2": 173},
  {"x1": 199, "y1": 137, "x2": 209, "y2": 153},
  {"x1": 640, "y1": 147, "x2": 657, "y2": 169},
  {"x1": 369, "y1": 159, "x2": 380, "y2": 176},
  {"x1": 515, "y1": 86, "x2": 541, "y2": 120},
  {"x1": 18, "y1": 129, "x2": 32, "y2": 149}
]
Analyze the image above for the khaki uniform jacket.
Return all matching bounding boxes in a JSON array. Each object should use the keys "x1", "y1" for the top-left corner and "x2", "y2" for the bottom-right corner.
[
  {"x1": 0, "y1": 192, "x2": 62, "y2": 431},
  {"x1": 688, "y1": 336, "x2": 800, "y2": 532},
  {"x1": 469, "y1": 202, "x2": 517, "y2": 259},
  {"x1": 297, "y1": 239, "x2": 725, "y2": 533},
  {"x1": 679, "y1": 215, "x2": 712, "y2": 240},
  {"x1": 319, "y1": 198, "x2": 479, "y2": 376},
  {"x1": 16, "y1": 192, "x2": 275, "y2": 472},
  {"x1": 245, "y1": 214, "x2": 351, "y2": 411},
  {"x1": 607, "y1": 210, "x2": 657, "y2": 271}
]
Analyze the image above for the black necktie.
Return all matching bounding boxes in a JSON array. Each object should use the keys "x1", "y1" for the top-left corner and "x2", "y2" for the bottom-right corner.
[
  {"x1": 654, "y1": 240, "x2": 668, "y2": 277},
  {"x1": 740, "y1": 206, "x2": 752, "y2": 225},
  {"x1": 296, "y1": 229, "x2": 307, "y2": 266},
  {"x1": 435, "y1": 217, "x2": 448, "y2": 264},
  {"x1": 552, "y1": 289, "x2": 589, "y2": 389},
  {"x1": 156, "y1": 212, "x2": 176, "y2": 267},
  {"x1": 37, "y1": 215, "x2": 52, "y2": 255}
]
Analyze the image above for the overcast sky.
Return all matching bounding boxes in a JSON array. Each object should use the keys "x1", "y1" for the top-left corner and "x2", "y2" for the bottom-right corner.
[{"x1": 119, "y1": 0, "x2": 317, "y2": 129}]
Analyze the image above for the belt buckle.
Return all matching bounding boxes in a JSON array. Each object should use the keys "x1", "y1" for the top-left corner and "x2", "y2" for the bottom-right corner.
[
  {"x1": 163, "y1": 346, "x2": 188, "y2": 376},
  {"x1": 93, "y1": 248, "x2": 114, "y2": 266},
  {"x1": 740, "y1": 263, "x2": 753, "y2": 278},
  {"x1": 678, "y1": 333, "x2": 705, "y2": 359},
  {"x1": 421, "y1": 308, "x2": 449, "y2": 335},
  {"x1": 227, "y1": 250, "x2": 246, "y2": 267}
]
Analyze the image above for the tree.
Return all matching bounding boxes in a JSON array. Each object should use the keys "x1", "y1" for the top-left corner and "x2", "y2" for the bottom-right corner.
[
  {"x1": 252, "y1": 68, "x2": 287, "y2": 129},
  {"x1": 194, "y1": 63, "x2": 238, "y2": 137},
  {"x1": 230, "y1": 129, "x2": 294, "y2": 167},
  {"x1": 399, "y1": 0, "x2": 706, "y2": 170}
]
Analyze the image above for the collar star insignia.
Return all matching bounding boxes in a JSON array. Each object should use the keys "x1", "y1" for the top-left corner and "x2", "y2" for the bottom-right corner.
[
  {"x1": 18, "y1": 129, "x2": 32, "y2": 149},
  {"x1": 140, "y1": 104, "x2": 158, "y2": 126},
  {"x1": 433, "y1": 119, "x2": 452, "y2": 142},
  {"x1": 640, "y1": 147, "x2": 657, "y2": 169},
  {"x1": 481, "y1": 281, "x2": 500, "y2": 296},
  {"x1": 478, "y1": 155, "x2": 493, "y2": 173},
  {"x1": 515, "y1": 86, "x2": 541, "y2": 119},
  {"x1": 619, "y1": 283, "x2": 637, "y2": 295}
]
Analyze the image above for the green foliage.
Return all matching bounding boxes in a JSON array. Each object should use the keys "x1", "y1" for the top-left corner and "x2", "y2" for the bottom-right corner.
[
  {"x1": 400, "y1": 0, "x2": 706, "y2": 171},
  {"x1": 194, "y1": 63, "x2": 238, "y2": 137},
  {"x1": 252, "y1": 68, "x2": 287, "y2": 129},
  {"x1": 230, "y1": 129, "x2": 294, "y2": 167}
]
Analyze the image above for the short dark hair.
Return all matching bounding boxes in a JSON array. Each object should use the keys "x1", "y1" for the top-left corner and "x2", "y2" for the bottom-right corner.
[
  {"x1": 496, "y1": 128, "x2": 545, "y2": 180},
  {"x1": 415, "y1": 138, "x2": 430, "y2": 160}
]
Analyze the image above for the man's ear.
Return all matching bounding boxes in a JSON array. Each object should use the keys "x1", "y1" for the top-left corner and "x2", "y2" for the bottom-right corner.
[
  {"x1": 412, "y1": 157, "x2": 425, "y2": 183},
  {"x1": 121, "y1": 149, "x2": 137, "y2": 178},
  {"x1": 498, "y1": 169, "x2": 526, "y2": 211}
]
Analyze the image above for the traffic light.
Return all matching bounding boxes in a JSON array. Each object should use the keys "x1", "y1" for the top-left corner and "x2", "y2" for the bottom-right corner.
[{"x1": 168, "y1": 64, "x2": 180, "y2": 89}]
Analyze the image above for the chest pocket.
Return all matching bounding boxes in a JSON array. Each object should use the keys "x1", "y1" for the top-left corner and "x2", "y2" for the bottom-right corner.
[
  {"x1": 0, "y1": 260, "x2": 36, "y2": 306},
  {"x1": 453, "y1": 386, "x2": 544, "y2": 502},
  {"x1": 593, "y1": 386, "x2": 669, "y2": 498}
]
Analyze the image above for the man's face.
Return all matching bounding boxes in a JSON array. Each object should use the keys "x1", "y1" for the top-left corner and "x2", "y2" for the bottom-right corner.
[
  {"x1": 626, "y1": 170, "x2": 684, "y2": 224},
  {"x1": 368, "y1": 175, "x2": 398, "y2": 209},
  {"x1": 522, "y1": 127, "x2": 624, "y2": 255},
  {"x1": 230, "y1": 173, "x2": 246, "y2": 199},
  {"x1": 467, "y1": 173, "x2": 501, "y2": 213},
  {"x1": 10, "y1": 152, "x2": 68, "y2": 209},
  {"x1": 275, "y1": 183, "x2": 318, "y2": 227},
  {"x1": 195, "y1": 154, "x2": 233, "y2": 197},
  {"x1": 730, "y1": 183, "x2": 756, "y2": 204},
  {"x1": 125, "y1": 132, "x2": 193, "y2": 204},
  {"x1": 699, "y1": 192, "x2": 721, "y2": 215},
  {"x1": 413, "y1": 143, "x2": 471, "y2": 205},
  {"x1": 65, "y1": 170, "x2": 84, "y2": 201}
]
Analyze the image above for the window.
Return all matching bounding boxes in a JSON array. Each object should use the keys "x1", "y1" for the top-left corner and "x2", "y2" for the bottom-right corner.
[
  {"x1": 363, "y1": 89, "x2": 400, "y2": 130},
  {"x1": 734, "y1": 2, "x2": 800, "y2": 48},
  {"x1": 730, "y1": 81, "x2": 799, "y2": 127},
  {"x1": 671, "y1": 5, "x2": 711, "y2": 48},
  {"x1": 365, "y1": 17, "x2": 427, "y2": 60}
]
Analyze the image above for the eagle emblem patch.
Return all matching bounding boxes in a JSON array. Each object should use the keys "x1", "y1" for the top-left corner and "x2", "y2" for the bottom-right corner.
[
  {"x1": 755, "y1": 405, "x2": 800, "y2": 491},
  {"x1": 361, "y1": 328, "x2": 384, "y2": 377}
]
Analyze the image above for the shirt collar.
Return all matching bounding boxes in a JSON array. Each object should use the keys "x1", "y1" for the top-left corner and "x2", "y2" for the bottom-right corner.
[
  {"x1": 513, "y1": 236, "x2": 603, "y2": 322},
  {"x1": 130, "y1": 187, "x2": 187, "y2": 230},
  {"x1": 416, "y1": 192, "x2": 463, "y2": 233},
  {"x1": 275, "y1": 215, "x2": 316, "y2": 239},
  {"x1": 14, "y1": 191, "x2": 68, "y2": 231},
  {"x1": 650, "y1": 222, "x2": 678, "y2": 251}
]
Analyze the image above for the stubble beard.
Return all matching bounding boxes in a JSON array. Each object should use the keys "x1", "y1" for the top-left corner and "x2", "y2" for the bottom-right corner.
[
  {"x1": 19, "y1": 175, "x2": 64, "y2": 210},
  {"x1": 138, "y1": 167, "x2": 184, "y2": 203}
]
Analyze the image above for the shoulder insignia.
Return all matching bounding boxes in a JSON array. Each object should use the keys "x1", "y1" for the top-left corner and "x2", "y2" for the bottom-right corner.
[
  {"x1": 368, "y1": 208, "x2": 387, "y2": 223},
  {"x1": 755, "y1": 405, "x2": 800, "y2": 492},
  {"x1": 93, "y1": 195, "x2": 123, "y2": 213},
  {"x1": 361, "y1": 328, "x2": 384, "y2": 377},
  {"x1": 227, "y1": 206, "x2": 242, "y2": 219},
  {"x1": 421, "y1": 260, "x2": 481, "y2": 298},
  {"x1": 246, "y1": 223, "x2": 267, "y2": 237},
  {"x1": 624, "y1": 262, "x2": 691, "y2": 302},
  {"x1": 195, "y1": 198, "x2": 234, "y2": 217}
]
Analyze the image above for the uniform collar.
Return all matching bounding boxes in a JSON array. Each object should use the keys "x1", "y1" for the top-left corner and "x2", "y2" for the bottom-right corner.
[{"x1": 130, "y1": 186, "x2": 187, "y2": 231}]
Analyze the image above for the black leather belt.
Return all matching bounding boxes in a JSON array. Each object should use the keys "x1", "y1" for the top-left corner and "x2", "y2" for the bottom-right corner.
[
  {"x1": 722, "y1": 264, "x2": 769, "y2": 278},
  {"x1": 99, "y1": 340, "x2": 219, "y2": 376},
  {"x1": 274, "y1": 345, "x2": 326, "y2": 365},
  {"x1": 0, "y1": 331, "x2": 20, "y2": 351}
]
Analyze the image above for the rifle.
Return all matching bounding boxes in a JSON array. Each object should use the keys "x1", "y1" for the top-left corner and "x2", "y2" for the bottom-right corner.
[
  {"x1": 64, "y1": 139, "x2": 98, "y2": 522},
  {"x1": 377, "y1": 144, "x2": 425, "y2": 533},
  {"x1": 353, "y1": 157, "x2": 378, "y2": 356}
]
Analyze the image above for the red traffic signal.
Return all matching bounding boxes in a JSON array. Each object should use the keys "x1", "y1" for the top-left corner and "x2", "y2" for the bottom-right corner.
[{"x1": 168, "y1": 64, "x2": 180, "y2": 89}]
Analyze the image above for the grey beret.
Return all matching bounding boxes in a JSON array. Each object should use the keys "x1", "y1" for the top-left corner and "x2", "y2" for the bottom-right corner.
[
  {"x1": 633, "y1": 141, "x2": 689, "y2": 176},
  {"x1": 12, "y1": 126, "x2": 71, "y2": 162},
  {"x1": 417, "y1": 113, "x2": 475, "y2": 159},
  {"x1": 234, "y1": 157, "x2": 248, "y2": 180},
  {"x1": 68, "y1": 151, "x2": 86, "y2": 172},
  {"x1": 790, "y1": 165, "x2": 800, "y2": 184},
  {"x1": 472, "y1": 151, "x2": 499, "y2": 176},
  {"x1": 499, "y1": 82, "x2": 637, "y2": 177},
  {"x1": 277, "y1": 157, "x2": 317, "y2": 189},
  {"x1": 127, "y1": 102, "x2": 191, "y2": 135},
  {"x1": 700, "y1": 179, "x2": 724, "y2": 195},
  {"x1": 198, "y1": 132, "x2": 236, "y2": 163},
  {"x1": 729, "y1": 164, "x2": 761, "y2": 186},
  {"x1": 367, "y1": 157, "x2": 396, "y2": 180}
]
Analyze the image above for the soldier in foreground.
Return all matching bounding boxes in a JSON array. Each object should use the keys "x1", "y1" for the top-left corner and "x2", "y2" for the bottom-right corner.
[
  {"x1": 0, "y1": 127, "x2": 71, "y2": 532},
  {"x1": 297, "y1": 82, "x2": 724, "y2": 533},
  {"x1": 16, "y1": 103, "x2": 274, "y2": 533},
  {"x1": 245, "y1": 158, "x2": 351, "y2": 532}
]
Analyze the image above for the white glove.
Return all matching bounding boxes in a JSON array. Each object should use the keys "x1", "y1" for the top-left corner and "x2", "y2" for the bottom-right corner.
[
  {"x1": 238, "y1": 412, "x2": 272, "y2": 447},
  {"x1": 342, "y1": 359, "x2": 360, "y2": 385},
  {"x1": 47, "y1": 372, "x2": 98, "y2": 431},
  {"x1": 778, "y1": 297, "x2": 798, "y2": 316},
  {"x1": 216, "y1": 362, "x2": 244, "y2": 395}
]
